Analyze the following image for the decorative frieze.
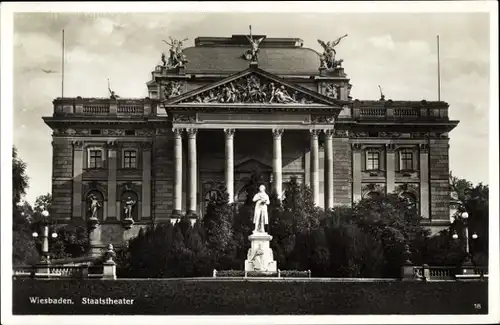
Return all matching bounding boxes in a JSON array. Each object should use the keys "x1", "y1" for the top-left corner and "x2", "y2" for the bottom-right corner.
[
  {"x1": 334, "y1": 129, "x2": 349, "y2": 137},
  {"x1": 172, "y1": 114, "x2": 196, "y2": 123},
  {"x1": 135, "y1": 129, "x2": 155, "y2": 137},
  {"x1": 311, "y1": 115, "x2": 335, "y2": 124},
  {"x1": 102, "y1": 129, "x2": 125, "y2": 136}
]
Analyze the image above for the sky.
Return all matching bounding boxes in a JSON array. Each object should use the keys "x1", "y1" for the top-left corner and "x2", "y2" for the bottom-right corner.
[{"x1": 12, "y1": 11, "x2": 491, "y2": 204}]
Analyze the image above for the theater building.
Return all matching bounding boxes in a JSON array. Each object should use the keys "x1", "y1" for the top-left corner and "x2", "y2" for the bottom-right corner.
[{"x1": 43, "y1": 34, "x2": 458, "y2": 253}]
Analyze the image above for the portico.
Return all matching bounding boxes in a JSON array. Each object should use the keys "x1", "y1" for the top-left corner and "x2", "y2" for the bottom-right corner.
[{"x1": 170, "y1": 121, "x2": 338, "y2": 218}]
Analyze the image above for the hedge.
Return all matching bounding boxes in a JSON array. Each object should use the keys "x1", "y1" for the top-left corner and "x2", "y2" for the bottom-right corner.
[{"x1": 13, "y1": 279, "x2": 487, "y2": 315}]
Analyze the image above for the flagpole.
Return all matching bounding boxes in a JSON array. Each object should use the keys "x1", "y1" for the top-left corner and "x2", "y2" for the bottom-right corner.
[
  {"x1": 437, "y1": 35, "x2": 441, "y2": 101},
  {"x1": 62, "y1": 29, "x2": 65, "y2": 98}
]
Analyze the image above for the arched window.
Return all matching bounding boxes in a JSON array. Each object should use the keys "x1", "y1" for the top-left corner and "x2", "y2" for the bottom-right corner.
[
  {"x1": 86, "y1": 190, "x2": 104, "y2": 221},
  {"x1": 121, "y1": 191, "x2": 139, "y2": 221}
]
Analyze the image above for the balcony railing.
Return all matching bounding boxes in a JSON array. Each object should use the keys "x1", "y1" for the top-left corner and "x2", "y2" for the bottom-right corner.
[
  {"x1": 53, "y1": 97, "x2": 156, "y2": 117},
  {"x1": 351, "y1": 100, "x2": 449, "y2": 121}
]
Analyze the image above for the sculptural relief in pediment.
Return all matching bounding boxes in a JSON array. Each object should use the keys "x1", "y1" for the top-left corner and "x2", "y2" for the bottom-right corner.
[{"x1": 179, "y1": 74, "x2": 316, "y2": 105}]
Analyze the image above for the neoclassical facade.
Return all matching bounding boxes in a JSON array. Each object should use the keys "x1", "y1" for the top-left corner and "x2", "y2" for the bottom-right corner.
[{"x1": 44, "y1": 34, "x2": 458, "y2": 253}]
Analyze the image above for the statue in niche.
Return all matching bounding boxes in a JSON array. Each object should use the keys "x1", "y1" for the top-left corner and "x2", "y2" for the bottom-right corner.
[
  {"x1": 123, "y1": 196, "x2": 136, "y2": 220},
  {"x1": 318, "y1": 34, "x2": 348, "y2": 69},
  {"x1": 252, "y1": 185, "x2": 270, "y2": 233},
  {"x1": 88, "y1": 194, "x2": 101, "y2": 220}
]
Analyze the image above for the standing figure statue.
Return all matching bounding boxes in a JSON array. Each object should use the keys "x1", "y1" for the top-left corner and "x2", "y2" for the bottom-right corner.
[
  {"x1": 123, "y1": 196, "x2": 136, "y2": 220},
  {"x1": 245, "y1": 25, "x2": 265, "y2": 62},
  {"x1": 88, "y1": 194, "x2": 101, "y2": 220},
  {"x1": 252, "y1": 185, "x2": 270, "y2": 233},
  {"x1": 317, "y1": 34, "x2": 348, "y2": 69}
]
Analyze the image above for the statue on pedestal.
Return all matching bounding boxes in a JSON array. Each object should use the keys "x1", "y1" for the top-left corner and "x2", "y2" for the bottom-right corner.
[
  {"x1": 88, "y1": 194, "x2": 101, "y2": 220},
  {"x1": 247, "y1": 244, "x2": 265, "y2": 271},
  {"x1": 318, "y1": 34, "x2": 348, "y2": 70},
  {"x1": 252, "y1": 185, "x2": 270, "y2": 233}
]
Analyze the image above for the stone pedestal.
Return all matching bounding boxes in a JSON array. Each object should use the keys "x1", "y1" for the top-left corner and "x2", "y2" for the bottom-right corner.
[{"x1": 244, "y1": 232, "x2": 277, "y2": 272}]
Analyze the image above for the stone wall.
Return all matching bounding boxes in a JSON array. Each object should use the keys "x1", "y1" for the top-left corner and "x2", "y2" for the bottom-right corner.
[
  {"x1": 332, "y1": 137, "x2": 352, "y2": 206},
  {"x1": 51, "y1": 139, "x2": 74, "y2": 220},
  {"x1": 429, "y1": 138, "x2": 450, "y2": 221},
  {"x1": 152, "y1": 130, "x2": 175, "y2": 219}
]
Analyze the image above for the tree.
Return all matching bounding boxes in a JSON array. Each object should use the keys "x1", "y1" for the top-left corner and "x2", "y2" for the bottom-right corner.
[
  {"x1": 449, "y1": 174, "x2": 489, "y2": 266},
  {"x1": 12, "y1": 146, "x2": 29, "y2": 207},
  {"x1": 12, "y1": 147, "x2": 39, "y2": 265}
]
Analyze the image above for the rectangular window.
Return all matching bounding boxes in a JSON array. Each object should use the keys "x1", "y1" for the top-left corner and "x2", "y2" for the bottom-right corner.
[
  {"x1": 89, "y1": 150, "x2": 103, "y2": 169},
  {"x1": 123, "y1": 150, "x2": 137, "y2": 169},
  {"x1": 400, "y1": 150, "x2": 413, "y2": 171},
  {"x1": 366, "y1": 151, "x2": 380, "y2": 170}
]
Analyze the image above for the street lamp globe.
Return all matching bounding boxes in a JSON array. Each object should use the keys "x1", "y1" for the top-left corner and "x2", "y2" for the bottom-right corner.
[
  {"x1": 51, "y1": 232, "x2": 58, "y2": 238},
  {"x1": 452, "y1": 232, "x2": 459, "y2": 240},
  {"x1": 461, "y1": 211, "x2": 469, "y2": 219},
  {"x1": 32, "y1": 232, "x2": 39, "y2": 238},
  {"x1": 41, "y1": 210, "x2": 50, "y2": 217},
  {"x1": 472, "y1": 233, "x2": 478, "y2": 239}
]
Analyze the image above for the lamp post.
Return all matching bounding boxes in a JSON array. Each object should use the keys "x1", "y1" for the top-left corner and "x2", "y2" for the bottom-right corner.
[
  {"x1": 452, "y1": 211, "x2": 478, "y2": 273},
  {"x1": 32, "y1": 210, "x2": 58, "y2": 264}
]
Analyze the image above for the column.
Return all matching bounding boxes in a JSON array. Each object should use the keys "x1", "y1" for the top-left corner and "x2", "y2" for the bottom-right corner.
[
  {"x1": 386, "y1": 143, "x2": 396, "y2": 195},
  {"x1": 352, "y1": 143, "x2": 362, "y2": 202},
  {"x1": 224, "y1": 128, "x2": 235, "y2": 203},
  {"x1": 419, "y1": 143, "x2": 430, "y2": 219},
  {"x1": 72, "y1": 141, "x2": 84, "y2": 219},
  {"x1": 272, "y1": 128, "x2": 284, "y2": 200},
  {"x1": 141, "y1": 142, "x2": 152, "y2": 219},
  {"x1": 172, "y1": 128, "x2": 183, "y2": 216},
  {"x1": 186, "y1": 128, "x2": 198, "y2": 217},
  {"x1": 324, "y1": 129, "x2": 334, "y2": 209},
  {"x1": 310, "y1": 129, "x2": 320, "y2": 205},
  {"x1": 107, "y1": 141, "x2": 117, "y2": 220}
]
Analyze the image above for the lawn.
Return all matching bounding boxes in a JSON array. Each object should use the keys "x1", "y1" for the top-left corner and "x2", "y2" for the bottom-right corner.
[{"x1": 13, "y1": 278, "x2": 488, "y2": 315}]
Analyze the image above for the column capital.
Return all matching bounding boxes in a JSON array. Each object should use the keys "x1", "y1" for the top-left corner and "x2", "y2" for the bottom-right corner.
[
  {"x1": 106, "y1": 140, "x2": 118, "y2": 149},
  {"x1": 419, "y1": 143, "x2": 429, "y2": 153},
  {"x1": 186, "y1": 128, "x2": 198, "y2": 139},
  {"x1": 140, "y1": 141, "x2": 153, "y2": 151},
  {"x1": 272, "y1": 128, "x2": 284, "y2": 139},
  {"x1": 386, "y1": 143, "x2": 397, "y2": 152},
  {"x1": 224, "y1": 128, "x2": 236, "y2": 139},
  {"x1": 172, "y1": 128, "x2": 184, "y2": 139},
  {"x1": 323, "y1": 129, "x2": 335, "y2": 138},
  {"x1": 351, "y1": 143, "x2": 362, "y2": 152},
  {"x1": 309, "y1": 129, "x2": 321, "y2": 139},
  {"x1": 72, "y1": 140, "x2": 84, "y2": 149}
]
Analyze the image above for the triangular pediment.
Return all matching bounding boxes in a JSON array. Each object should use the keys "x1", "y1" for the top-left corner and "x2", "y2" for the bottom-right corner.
[{"x1": 163, "y1": 67, "x2": 341, "y2": 106}]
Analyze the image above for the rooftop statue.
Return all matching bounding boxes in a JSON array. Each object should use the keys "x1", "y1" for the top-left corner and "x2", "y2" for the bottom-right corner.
[
  {"x1": 162, "y1": 37, "x2": 189, "y2": 69},
  {"x1": 318, "y1": 34, "x2": 348, "y2": 70},
  {"x1": 245, "y1": 25, "x2": 265, "y2": 62}
]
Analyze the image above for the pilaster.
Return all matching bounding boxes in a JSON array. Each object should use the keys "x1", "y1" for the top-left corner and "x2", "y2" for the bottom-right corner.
[{"x1": 72, "y1": 141, "x2": 84, "y2": 219}]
